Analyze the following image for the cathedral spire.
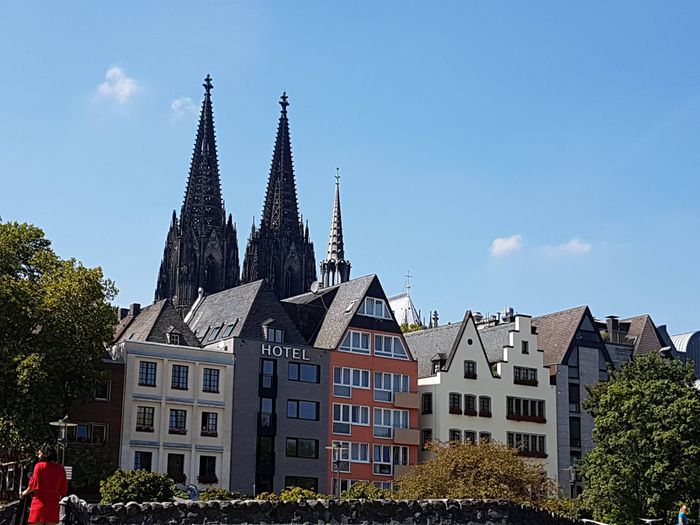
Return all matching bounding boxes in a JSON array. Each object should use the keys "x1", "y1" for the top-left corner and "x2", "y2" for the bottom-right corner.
[
  {"x1": 181, "y1": 74, "x2": 224, "y2": 230},
  {"x1": 260, "y1": 92, "x2": 300, "y2": 233},
  {"x1": 320, "y1": 169, "x2": 351, "y2": 287}
]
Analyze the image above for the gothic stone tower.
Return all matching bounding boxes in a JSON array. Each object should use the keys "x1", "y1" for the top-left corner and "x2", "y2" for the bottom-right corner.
[
  {"x1": 320, "y1": 172, "x2": 351, "y2": 287},
  {"x1": 155, "y1": 75, "x2": 240, "y2": 314},
  {"x1": 241, "y1": 93, "x2": 316, "y2": 299}
]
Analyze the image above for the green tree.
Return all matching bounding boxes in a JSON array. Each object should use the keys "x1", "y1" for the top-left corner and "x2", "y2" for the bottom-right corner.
[
  {"x1": 0, "y1": 221, "x2": 117, "y2": 450},
  {"x1": 64, "y1": 443, "x2": 118, "y2": 497},
  {"x1": 200, "y1": 488, "x2": 242, "y2": 501},
  {"x1": 396, "y1": 441, "x2": 554, "y2": 505},
  {"x1": 579, "y1": 353, "x2": 700, "y2": 524},
  {"x1": 100, "y1": 469, "x2": 176, "y2": 504},
  {"x1": 400, "y1": 322, "x2": 424, "y2": 334},
  {"x1": 341, "y1": 480, "x2": 392, "y2": 499}
]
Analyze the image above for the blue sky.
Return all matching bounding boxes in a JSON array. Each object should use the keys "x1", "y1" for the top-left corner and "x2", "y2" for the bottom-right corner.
[{"x1": 1, "y1": 2, "x2": 699, "y2": 334}]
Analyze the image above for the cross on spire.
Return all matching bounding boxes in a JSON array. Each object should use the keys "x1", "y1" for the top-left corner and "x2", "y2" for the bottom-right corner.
[
  {"x1": 203, "y1": 74, "x2": 213, "y2": 95},
  {"x1": 280, "y1": 92, "x2": 289, "y2": 112},
  {"x1": 404, "y1": 271, "x2": 413, "y2": 296},
  {"x1": 335, "y1": 167, "x2": 340, "y2": 184}
]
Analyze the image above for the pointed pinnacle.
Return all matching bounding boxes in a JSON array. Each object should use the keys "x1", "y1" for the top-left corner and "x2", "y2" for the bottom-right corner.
[
  {"x1": 280, "y1": 92, "x2": 289, "y2": 112},
  {"x1": 204, "y1": 74, "x2": 213, "y2": 94}
]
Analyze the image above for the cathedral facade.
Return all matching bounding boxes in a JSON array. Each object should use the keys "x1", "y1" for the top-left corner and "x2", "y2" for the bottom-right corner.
[{"x1": 156, "y1": 77, "x2": 345, "y2": 311}]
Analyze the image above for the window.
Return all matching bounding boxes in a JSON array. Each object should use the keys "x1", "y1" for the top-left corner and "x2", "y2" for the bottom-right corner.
[
  {"x1": 448, "y1": 393, "x2": 462, "y2": 414},
  {"x1": 479, "y1": 432, "x2": 491, "y2": 443},
  {"x1": 138, "y1": 361, "x2": 157, "y2": 387},
  {"x1": 286, "y1": 438, "x2": 319, "y2": 459},
  {"x1": 513, "y1": 366, "x2": 538, "y2": 386},
  {"x1": 449, "y1": 429, "x2": 461, "y2": 442},
  {"x1": 463, "y1": 360, "x2": 477, "y2": 379},
  {"x1": 479, "y1": 396, "x2": 491, "y2": 417},
  {"x1": 507, "y1": 397, "x2": 546, "y2": 422},
  {"x1": 374, "y1": 335, "x2": 409, "y2": 359},
  {"x1": 287, "y1": 400, "x2": 319, "y2": 421},
  {"x1": 260, "y1": 397, "x2": 274, "y2": 428},
  {"x1": 169, "y1": 409, "x2": 187, "y2": 434},
  {"x1": 257, "y1": 436, "x2": 274, "y2": 467},
  {"x1": 289, "y1": 362, "x2": 320, "y2": 383},
  {"x1": 463, "y1": 394, "x2": 476, "y2": 415},
  {"x1": 267, "y1": 327, "x2": 284, "y2": 343},
  {"x1": 350, "y1": 442, "x2": 370, "y2": 463},
  {"x1": 333, "y1": 367, "x2": 370, "y2": 397},
  {"x1": 208, "y1": 326, "x2": 222, "y2": 342},
  {"x1": 167, "y1": 453, "x2": 185, "y2": 483},
  {"x1": 136, "y1": 406, "x2": 154, "y2": 432},
  {"x1": 94, "y1": 380, "x2": 111, "y2": 401},
  {"x1": 261, "y1": 359, "x2": 276, "y2": 389},
  {"x1": 202, "y1": 368, "x2": 220, "y2": 393},
  {"x1": 198, "y1": 456, "x2": 217, "y2": 484},
  {"x1": 569, "y1": 417, "x2": 581, "y2": 448},
  {"x1": 333, "y1": 403, "x2": 370, "y2": 434},
  {"x1": 521, "y1": 341, "x2": 529, "y2": 354},
  {"x1": 91, "y1": 423, "x2": 108, "y2": 443},
  {"x1": 201, "y1": 412, "x2": 218, "y2": 437},
  {"x1": 168, "y1": 332, "x2": 181, "y2": 345},
  {"x1": 421, "y1": 428, "x2": 433, "y2": 450},
  {"x1": 373, "y1": 408, "x2": 408, "y2": 439},
  {"x1": 569, "y1": 384, "x2": 580, "y2": 413},
  {"x1": 374, "y1": 372, "x2": 409, "y2": 402},
  {"x1": 358, "y1": 297, "x2": 392, "y2": 320},
  {"x1": 134, "y1": 451, "x2": 152, "y2": 471},
  {"x1": 284, "y1": 476, "x2": 318, "y2": 491},
  {"x1": 373, "y1": 444, "x2": 392, "y2": 475},
  {"x1": 171, "y1": 364, "x2": 189, "y2": 390},
  {"x1": 222, "y1": 322, "x2": 236, "y2": 338},
  {"x1": 422, "y1": 393, "x2": 433, "y2": 414},
  {"x1": 432, "y1": 361, "x2": 441, "y2": 374},
  {"x1": 75, "y1": 424, "x2": 89, "y2": 442},
  {"x1": 568, "y1": 347, "x2": 580, "y2": 379},
  {"x1": 340, "y1": 330, "x2": 371, "y2": 354},
  {"x1": 507, "y1": 432, "x2": 546, "y2": 457},
  {"x1": 464, "y1": 431, "x2": 476, "y2": 444},
  {"x1": 330, "y1": 441, "x2": 351, "y2": 472}
]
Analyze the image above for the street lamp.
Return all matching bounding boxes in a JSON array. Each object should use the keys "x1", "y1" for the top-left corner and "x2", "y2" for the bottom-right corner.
[
  {"x1": 325, "y1": 443, "x2": 348, "y2": 498},
  {"x1": 49, "y1": 415, "x2": 77, "y2": 465}
]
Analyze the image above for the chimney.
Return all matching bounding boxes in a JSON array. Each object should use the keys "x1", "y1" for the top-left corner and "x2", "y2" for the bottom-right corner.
[
  {"x1": 119, "y1": 308, "x2": 129, "y2": 321},
  {"x1": 129, "y1": 303, "x2": 141, "y2": 318},
  {"x1": 606, "y1": 316, "x2": 619, "y2": 333}
]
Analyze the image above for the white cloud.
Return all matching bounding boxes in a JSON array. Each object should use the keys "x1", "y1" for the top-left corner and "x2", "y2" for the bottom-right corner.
[
  {"x1": 97, "y1": 66, "x2": 139, "y2": 103},
  {"x1": 543, "y1": 238, "x2": 592, "y2": 255},
  {"x1": 490, "y1": 235, "x2": 523, "y2": 257},
  {"x1": 171, "y1": 97, "x2": 197, "y2": 118}
]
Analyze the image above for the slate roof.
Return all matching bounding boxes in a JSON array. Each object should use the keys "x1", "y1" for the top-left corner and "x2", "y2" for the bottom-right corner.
[
  {"x1": 282, "y1": 274, "x2": 376, "y2": 349},
  {"x1": 186, "y1": 280, "x2": 307, "y2": 346},
  {"x1": 113, "y1": 299, "x2": 199, "y2": 346},
  {"x1": 621, "y1": 315, "x2": 664, "y2": 355},
  {"x1": 532, "y1": 306, "x2": 589, "y2": 366},
  {"x1": 478, "y1": 321, "x2": 516, "y2": 363},
  {"x1": 388, "y1": 292, "x2": 422, "y2": 326},
  {"x1": 404, "y1": 322, "x2": 462, "y2": 378}
]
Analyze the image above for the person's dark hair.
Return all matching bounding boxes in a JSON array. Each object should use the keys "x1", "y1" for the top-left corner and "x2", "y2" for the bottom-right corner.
[{"x1": 39, "y1": 444, "x2": 58, "y2": 462}]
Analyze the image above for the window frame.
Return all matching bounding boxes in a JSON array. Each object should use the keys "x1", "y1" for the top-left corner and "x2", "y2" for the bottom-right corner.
[{"x1": 138, "y1": 361, "x2": 157, "y2": 387}]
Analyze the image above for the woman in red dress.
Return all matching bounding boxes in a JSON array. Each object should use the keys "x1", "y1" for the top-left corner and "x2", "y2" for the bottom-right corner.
[{"x1": 21, "y1": 445, "x2": 68, "y2": 525}]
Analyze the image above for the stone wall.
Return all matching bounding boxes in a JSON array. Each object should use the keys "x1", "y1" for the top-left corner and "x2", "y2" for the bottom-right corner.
[{"x1": 39, "y1": 496, "x2": 581, "y2": 525}]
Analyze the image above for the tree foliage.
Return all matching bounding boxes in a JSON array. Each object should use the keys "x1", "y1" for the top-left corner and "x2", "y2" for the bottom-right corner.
[
  {"x1": 100, "y1": 469, "x2": 176, "y2": 504},
  {"x1": 341, "y1": 480, "x2": 392, "y2": 499},
  {"x1": 579, "y1": 353, "x2": 700, "y2": 524},
  {"x1": 396, "y1": 441, "x2": 554, "y2": 505},
  {"x1": 400, "y1": 322, "x2": 424, "y2": 334},
  {"x1": 0, "y1": 221, "x2": 117, "y2": 450},
  {"x1": 200, "y1": 488, "x2": 242, "y2": 501},
  {"x1": 64, "y1": 443, "x2": 118, "y2": 495}
]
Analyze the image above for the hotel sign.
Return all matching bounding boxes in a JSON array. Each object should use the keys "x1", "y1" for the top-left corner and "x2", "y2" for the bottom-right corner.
[{"x1": 261, "y1": 344, "x2": 311, "y2": 361}]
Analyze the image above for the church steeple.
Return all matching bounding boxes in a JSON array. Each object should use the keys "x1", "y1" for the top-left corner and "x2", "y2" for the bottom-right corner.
[
  {"x1": 261, "y1": 92, "x2": 300, "y2": 233},
  {"x1": 242, "y1": 93, "x2": 317, "y2": 299},
  {"x1": 155, "y1": 75, "x2": 240, "y2": 314},
  {"x1": 320, "y1": 169, "x2": 351, "y2": 287}
]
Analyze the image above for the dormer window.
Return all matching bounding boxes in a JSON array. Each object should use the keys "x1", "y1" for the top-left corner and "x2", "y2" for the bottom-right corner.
[
  {"x1": 358, "y1": 297, "x2": 392, "y2": 320},
  {"x1": 431, "y1": 361, "x2": 442, "y2": 374},
  {"x1": 266, "y1": 327, "x2": 284, "y2": 343},
  {"x1": 167, "y1": 331, "x2": 181, "y2": 345}
]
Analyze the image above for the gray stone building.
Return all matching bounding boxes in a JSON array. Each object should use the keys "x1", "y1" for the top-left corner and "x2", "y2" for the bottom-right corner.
[{"x1": 185, "y1": 280, "x2": 329, "y2": 494}]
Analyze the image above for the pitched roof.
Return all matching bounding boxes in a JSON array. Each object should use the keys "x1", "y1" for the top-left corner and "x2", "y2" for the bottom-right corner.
[
  {"x1": 404, "y1": 323, "x2": 462, "y2": 378},
  {"x1": 622, "y1": 314, "x2": 664, "y2": 355},
  {"x1": 478, "y1": 321, "x2": 517, "y2": 363},
  {"x1": 532, "y1": 305, "x2": 589, "y2": 365},
  {"x1": 283, "y1": 274, "x2": 376, "y2": 349},
  {"x1": 113, "y1": 299, "x2": 199, "y2": 346},
  {"x1": 186, "y1": 279, "x2": 307, "y2": 346},
  {"x1": 388, "y1": 292, "x2": 422, "y2": 326}
]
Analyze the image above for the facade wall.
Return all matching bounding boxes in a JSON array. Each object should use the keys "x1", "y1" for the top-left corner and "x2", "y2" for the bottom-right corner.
[
  {"x1": 228, "y1": 337, "x2": 329, "y2": 495},
  {"x1": 114, "y1": 340, "x2": 234, "y2": 491},
  {"x1": 418, "y1": 316, "x2": 558, "y2": 482},
  {"x1": 327, "y1": 325, "x2": 420, "y2": 494}
]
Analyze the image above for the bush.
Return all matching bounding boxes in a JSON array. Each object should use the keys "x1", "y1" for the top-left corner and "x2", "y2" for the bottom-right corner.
[
  {"x1": 279, "y1": 487, "x2": 327, "y2": 501},
  {"x1": 255, "y1": 491, "x2": 277, "y2": 500},
  {"x1": 341, "y1": 481, "x2": 392, "y2": 499},
  {"x1": 100, "y1": 469, "x2": 176, "y2": 504},
  {"x1": 200, "y1": 488, "x2": 242, "y2": 501}
]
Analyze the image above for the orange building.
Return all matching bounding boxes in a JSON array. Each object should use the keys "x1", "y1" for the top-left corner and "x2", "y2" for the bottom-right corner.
[{"x1": 283, "y1": 274, "x2": 420, "y2": 494}]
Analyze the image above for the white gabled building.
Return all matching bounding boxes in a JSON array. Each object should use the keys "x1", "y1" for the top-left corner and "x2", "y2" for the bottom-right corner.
[
  {"x1": 404, "y1": 311, "x2": 558, "y2": 483},
  {"x1": 111, "y1": 299, "x2": 234, "y2": 491}
]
